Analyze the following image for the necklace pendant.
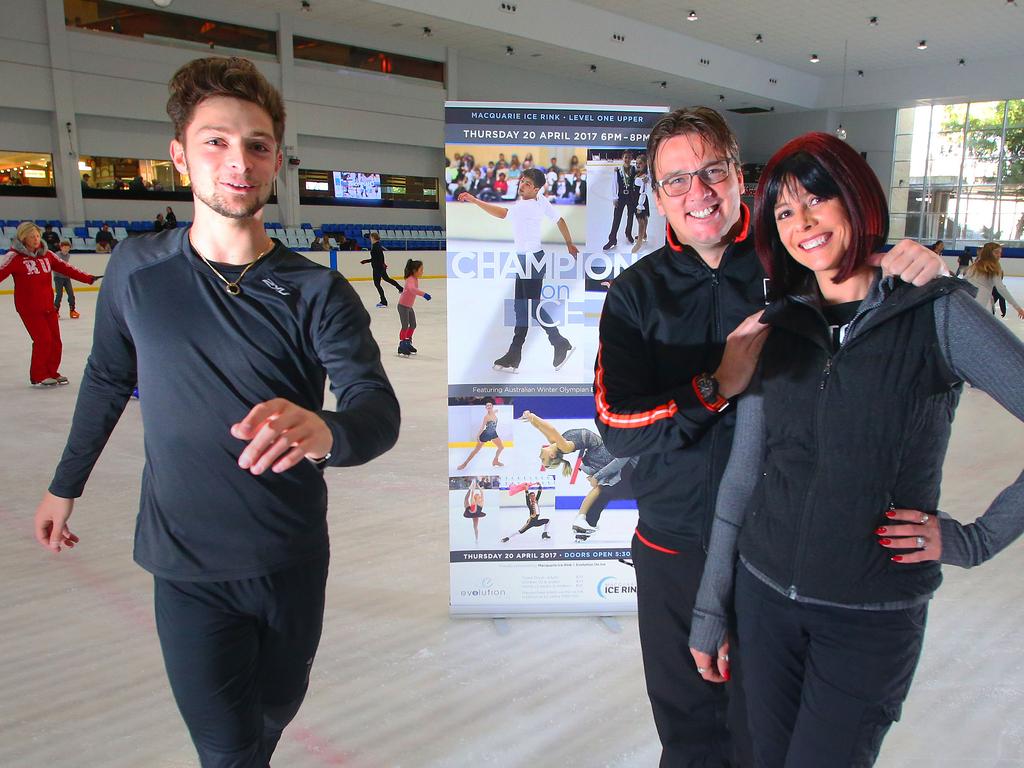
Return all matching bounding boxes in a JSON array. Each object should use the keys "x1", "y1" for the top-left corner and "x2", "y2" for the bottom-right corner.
[{"x1": 225, "y1": 283, "x2": 242, "y2": 296}]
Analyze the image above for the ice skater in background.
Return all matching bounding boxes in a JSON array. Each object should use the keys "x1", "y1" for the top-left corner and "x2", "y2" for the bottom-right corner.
[
  {"x1": 398, "y1": 259, "x2": 431, "y2": 357},
  {"x1": 463, "y1": 479, "x2": 486, "y2": 545},
  {"x1": 456, "y1": 399, "x2": 505, "y2": 470},
  {"x1": 501, "y1": 483, "x2": 551, "y2": 543},
  {"x1": 520, "y1": 410, "x2": 637, "y2": 541},
  {"x1": 631, "y1": 155, "x2": 651, "y2": 254},
  {"x1": 361, "y1": 232, "x2": 403, "y2": 308},
  {"x1": 458, "y1": 167, "x2": 579, "y2": 374},
  {"x1": 0, "y1": 221, "x2": 99, "y2": 387}
]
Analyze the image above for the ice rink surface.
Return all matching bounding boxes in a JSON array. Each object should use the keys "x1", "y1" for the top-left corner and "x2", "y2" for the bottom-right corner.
[{"x1": 2, "y1": 275, "x2": 1023, "y2": 767}]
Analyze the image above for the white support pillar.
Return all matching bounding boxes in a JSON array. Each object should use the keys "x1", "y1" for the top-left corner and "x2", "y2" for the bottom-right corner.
[
  {"x1": 44, "y1": 0, "x2": 84, "y2": 224},
  {"x1": 276, "y1": 14, "x2": 301, "y2": 228}
]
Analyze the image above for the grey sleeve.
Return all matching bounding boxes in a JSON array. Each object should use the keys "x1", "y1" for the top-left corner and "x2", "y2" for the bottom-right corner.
[
  {"x1": 690, "y1": 383, "x2": 765, "y2": 655},
  {"x1": 934, "y1": 290, "x2": 1024, "y2": 567}
]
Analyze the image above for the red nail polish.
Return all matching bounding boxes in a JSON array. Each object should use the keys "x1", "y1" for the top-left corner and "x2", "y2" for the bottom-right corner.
[
  {"x1": 885, "y1": 510, "x2": 896, "y2": 518},
  {"x1": 723, "y1": 670, "x2": 731, "y2": 681},
  {"x1": 875, "y1": 527, "x2": 887, "y2": 534},
  {"x1": 880, "y1": 538, "x2": 892, "y2": 545},
  {"x1": 891, "y1": 555, "x2": 903, "y2": 562}
]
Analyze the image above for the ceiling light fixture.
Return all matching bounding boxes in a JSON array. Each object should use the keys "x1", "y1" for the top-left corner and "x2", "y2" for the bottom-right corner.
[
  {"x1": 857, "y1": 69, "x2": 864, "y2": 77},
  {"x1": 809, "y1": 53, "x2": 820, "y2": 63},
  {"x1": 506, "y1": 46, "x2": 514, "y2": 55},
  {"x1": 687, "y1": 10, "x2": 698, "y2": 21},
  {"x1": 917, "y1": 40, "x2": 928, "y2": 50},
  {"x1": 868, "y1": 16, "x2": 879, "y2": 26},
  {"x1": 589, "y1": 64, "x2": 597, "y2": 73},
  {"x1": 958, "y1": 57, "x2": 966, "y2": 66},
  {"x1": 422, "y1": 26, "x2": 432, "y2": 37},
  {"x1": 835, "y1": 39, "x2": 849, "y2": 141},
  {"x1": 754, "y1": 33, "x2": 763, "y2": 43}
]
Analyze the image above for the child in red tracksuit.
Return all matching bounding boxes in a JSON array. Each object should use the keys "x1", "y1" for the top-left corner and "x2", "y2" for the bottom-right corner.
[
  {"x1": 0, "y1": 222, "x2": 99, "y2": 386},
  {"x1": 397, "y1": 259, "x2": 430, "y2": 357}
]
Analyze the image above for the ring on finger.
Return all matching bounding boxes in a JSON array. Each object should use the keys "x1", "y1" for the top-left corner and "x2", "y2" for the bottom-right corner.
[
  {"x1": 719, "y1": 654, "x2": 729, "y2": 661},
  {"x1": 916, "y1": 536, "x2": 925, "y2": 548},
  {"x1": 919, "y1": 513, "x2": 929, "y2": 525},
  {"x1": 696, "y1": 667, "x2": 708, "y2": 675}
]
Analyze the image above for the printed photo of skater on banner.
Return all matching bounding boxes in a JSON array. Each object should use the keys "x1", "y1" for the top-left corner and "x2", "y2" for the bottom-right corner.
[
  {"x1": 445, "y1": 102, "x2": 666, "y2": 617},
  {"x1": 448, "y1": 395, "x2": 641, "y2": 615}
]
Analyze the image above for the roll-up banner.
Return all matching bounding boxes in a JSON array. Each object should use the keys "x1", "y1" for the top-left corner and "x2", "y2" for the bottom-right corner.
[{"x1": 445, "y1": 102, "x2": 669, "y2": 617}]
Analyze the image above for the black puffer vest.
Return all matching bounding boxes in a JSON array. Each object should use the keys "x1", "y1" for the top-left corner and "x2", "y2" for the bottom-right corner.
[{"x1": 739, "y1": 275, "x2": 967, "y2": 604}]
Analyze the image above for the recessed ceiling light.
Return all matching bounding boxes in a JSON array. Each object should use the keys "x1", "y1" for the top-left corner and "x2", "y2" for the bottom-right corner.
[
  {"x1": 857, "y1": 69, "x2": 865, "y2": 77},
  {"x1": 868, "y1": 16, "x2": 879, "y2": 26},
  {"x1": 506, "y1": 46, "x2": 514, "y2": 56},
  {"x1": 589, "y1": 64, "x2": 597, "y2": 72},
  {"x1": 809, "y1": 53, "x2": 820, "y2": 63},
  {"x1": 917, "y1": 40, "x2": 928, "y2": 50},
  {"x1": 421, "y1": 26, "x2": 432, "y2": 37},
  {"x1": 958, "y1": 57, "x2": 966, "y2": 66},
  {"x1": 754, "y1": 33, "x2": 763, "y2": 43},
  {"x1": 687, "y1": 10, "x2": 698, "y2": 21}
]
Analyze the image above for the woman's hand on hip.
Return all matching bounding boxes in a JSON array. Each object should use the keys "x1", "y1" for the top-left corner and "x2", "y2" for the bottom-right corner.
[{"x1": 876, "y1": 508, "x2": 942, "y2": 563}]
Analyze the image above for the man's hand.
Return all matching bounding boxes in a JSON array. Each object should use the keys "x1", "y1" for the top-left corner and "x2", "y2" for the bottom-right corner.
[
  {"x1": 872, "y1": 240, "x2": 949, "y2": 286},
  {"x1": 457, "y1": 192, "x2": 477, "y2": 203},
  {"x1": 714, "y1": 310, "x2": 769, "y2": 399},
  {"x1": 34, "y1": 492, "x2": 78, "y2": 553},
  {"x1": 231, "y1": 399, "x2": 333, "y2": 475}
]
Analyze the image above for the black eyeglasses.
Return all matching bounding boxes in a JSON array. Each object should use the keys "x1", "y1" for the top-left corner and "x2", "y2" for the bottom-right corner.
[{"x1": 654, "y1": 160, "x2": 732, "y2": 197}]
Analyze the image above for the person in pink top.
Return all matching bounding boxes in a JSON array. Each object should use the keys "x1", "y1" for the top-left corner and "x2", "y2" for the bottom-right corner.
[
  {"x1": 397, "y1": 258, "x2": 431, "y2": 356},
  {"x1": 0, "y1": 221, "x2": 99, "y2": 386}
]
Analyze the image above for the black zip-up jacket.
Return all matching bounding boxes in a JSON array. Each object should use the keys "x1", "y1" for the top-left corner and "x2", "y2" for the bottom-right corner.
[
  {"x1": 740, "y1": 275, "x2": 966, "y2": 604},
  {"x1": 594, "y1": 209, "x2": 767, "y2": 542}
]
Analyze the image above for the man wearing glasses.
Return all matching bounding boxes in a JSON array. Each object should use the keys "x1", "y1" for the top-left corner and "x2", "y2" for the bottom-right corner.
[{"x1": 594, "y1": 107, "x2": 947, "y2": 766}]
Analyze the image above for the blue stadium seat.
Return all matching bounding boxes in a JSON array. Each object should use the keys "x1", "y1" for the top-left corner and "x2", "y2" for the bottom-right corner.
[{"x1": 73, "y1": 226, "x2": 87, "y2": 237}]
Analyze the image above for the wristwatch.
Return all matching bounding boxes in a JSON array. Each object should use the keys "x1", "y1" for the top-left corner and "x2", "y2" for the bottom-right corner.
[{"x1": 693, "y1": 373, "x2": 730, "y2": 412}]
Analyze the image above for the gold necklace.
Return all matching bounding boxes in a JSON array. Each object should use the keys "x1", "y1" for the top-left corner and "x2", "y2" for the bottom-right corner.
[{"x1": 194, "y1": 240, "x2": 275, "y2": 296}]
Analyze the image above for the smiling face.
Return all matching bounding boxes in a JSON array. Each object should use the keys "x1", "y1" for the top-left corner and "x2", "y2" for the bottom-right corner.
[
  {"x1": 773, "y1": 178, "x2": 852, "y2": 281},
  {"x1": 653, "y1": 133, "x2": 743, "y2": 261},
  {"x1": 170, "y1": 95, "x2": 282, "y2": 221}
]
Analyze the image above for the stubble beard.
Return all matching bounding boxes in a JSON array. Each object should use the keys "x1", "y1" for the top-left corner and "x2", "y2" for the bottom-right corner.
[{"x1": 188, "y1": 162, "x2": 272, "y2": 220}]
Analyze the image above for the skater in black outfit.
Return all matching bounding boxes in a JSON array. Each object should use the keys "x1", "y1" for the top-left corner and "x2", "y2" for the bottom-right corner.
[
  {"x1": 361, "y1": 232, "x2": 402, "y2": 307},
  {"x1": 501, "y1": 484, "x2": 551, "y2": 542},
  {"x1": 456, "y1": 399, "x2": 505, "y2": 469},
  {"x1": 603, "y1": 150, "x2": 638, "y2": 250},
  {"x1": 33, "y1": 57, "x2": 400, "y2": 768}
]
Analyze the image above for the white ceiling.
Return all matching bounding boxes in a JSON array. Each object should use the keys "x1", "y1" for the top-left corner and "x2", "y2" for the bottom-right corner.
[{"x1": 176, "y1": 0, "x2": 1024, "y2": 110}]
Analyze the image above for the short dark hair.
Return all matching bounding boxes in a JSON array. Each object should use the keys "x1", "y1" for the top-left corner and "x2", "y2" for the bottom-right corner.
[
  {"x1": 167, "y1": 56, "x2": 285, "y2": 146},
  {"x1": 520, "y1": 168, "x2": 545, "y2": 188},
  {"x1": 753, "y1": 132, "x2": 888, "y2": 298},
  {"x1": 646, "y1": 107, "x2": 740, "y2": 183},
  {"x1": 404, "y1": 259, "x2": 423, "y2": 278}
]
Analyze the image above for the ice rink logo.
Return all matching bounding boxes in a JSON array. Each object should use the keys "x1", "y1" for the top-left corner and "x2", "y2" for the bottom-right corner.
[
  {"x1": 597, "y1": 576, "x2": 637, "y2": 599},
  {"x1": 460, "y1": 577, "x2": 508, "y2": 599}
]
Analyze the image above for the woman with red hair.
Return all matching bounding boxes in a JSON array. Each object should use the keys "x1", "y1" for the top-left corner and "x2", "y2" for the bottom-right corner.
[{"x1": 688, "y1": 132, "x2": 1024, "y2": 766}]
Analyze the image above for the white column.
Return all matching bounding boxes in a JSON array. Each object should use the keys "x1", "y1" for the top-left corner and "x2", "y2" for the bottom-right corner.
[
  {"x1": 276, "y1": 14, "x2": 301, "y2": 227},
  {"x1": 44, "y1": 0, "x2": 84, "y2": 224}
]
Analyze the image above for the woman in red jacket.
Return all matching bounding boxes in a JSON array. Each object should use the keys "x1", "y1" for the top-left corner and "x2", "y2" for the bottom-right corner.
[{"x1": 0, "y1": 221, "x2": 98, "y2": 386}]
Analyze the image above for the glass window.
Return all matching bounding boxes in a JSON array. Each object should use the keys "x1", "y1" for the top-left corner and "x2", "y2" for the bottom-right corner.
[
  {"x1": 293, "y1": 36, "x2": 444, "y2": 84},
  {"x1": 891, "y1": 100, "x2": 1024, "y2": 247},
  {"x1": 0, "y1": 150, "x2": 56, "y2": 197},
  {"x1": 64, "y1": 0, "x2": 277, "y2": 57},
  {"x1": 79, "y1": 155, "x2": 190, "y2": 198}
]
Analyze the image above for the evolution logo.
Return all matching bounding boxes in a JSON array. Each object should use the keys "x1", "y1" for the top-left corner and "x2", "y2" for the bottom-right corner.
[
  {"x1": 596, "y1": 575, "x2": 637, "y2": 599},
  {"x1": 460, "y1": 577, "x2": 508, "y2": 599}
]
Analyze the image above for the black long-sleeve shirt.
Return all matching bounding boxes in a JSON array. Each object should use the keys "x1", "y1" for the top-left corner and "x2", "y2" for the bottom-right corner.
[{"x1": 49, "y1": 227, "x2": 400, "y2": 581}]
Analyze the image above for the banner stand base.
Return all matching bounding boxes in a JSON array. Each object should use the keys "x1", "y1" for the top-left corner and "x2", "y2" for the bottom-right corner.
[
  {"x1": 598, "y1": 615, "x2": 622, "y2": 634},
  {"x1": 492, "y1": 617, "x2": 511, "y2": 636}
]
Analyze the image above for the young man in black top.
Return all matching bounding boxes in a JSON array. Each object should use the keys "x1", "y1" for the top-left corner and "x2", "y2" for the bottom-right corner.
[
  {"x1": 33, "y1": 56, "x2": 400, "y2": 768},
  {"x1": 595, "y1": 107, "x2": 948, "y2": 767},
  {"x1": 362, "y1": 231, "x2": 402, "y2": 307}
]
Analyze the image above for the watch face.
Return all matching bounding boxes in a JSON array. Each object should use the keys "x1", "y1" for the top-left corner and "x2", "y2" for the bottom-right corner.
[{"x1": 697, "y1": 374, "x2": 717, "y2": 400}]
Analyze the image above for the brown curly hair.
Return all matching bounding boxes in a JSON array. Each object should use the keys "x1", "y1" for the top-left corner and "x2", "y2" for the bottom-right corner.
[{"x1": 166, "y1": 57, "x2": 285, "y2": 146}]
